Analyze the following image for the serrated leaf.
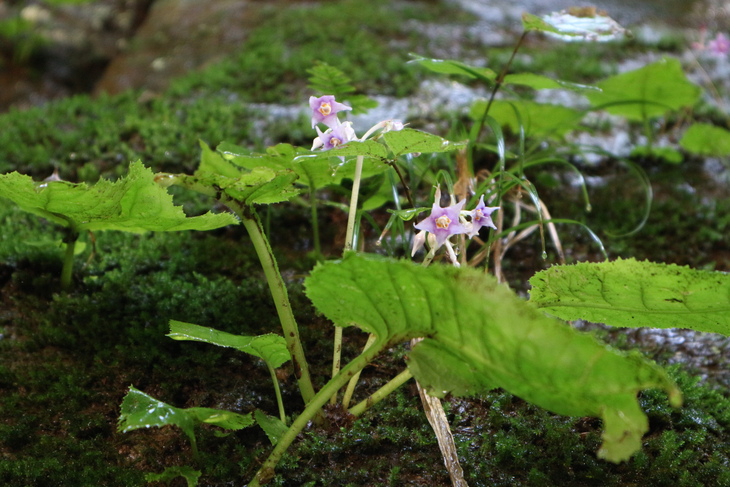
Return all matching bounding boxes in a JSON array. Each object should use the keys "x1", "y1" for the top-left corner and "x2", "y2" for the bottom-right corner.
[
  {"x1": 254, "y1": 409, "x2": 288, "y2": 445},
  {"x1": 471, "y1": 100, "x2": 582, "y2": 139},
  {"x1": 0, "y1": 161, "x2": 237, "y2": 233},
  {"x1": 118, "y1": 386, "x2": 254, "y2": 454},
  {"x1": 680, "y1": 123, "x2": 730, "y2": 156},
  {"x1": 305, "y1": 253, "x2": 681, "y2": 463},
  {"x1": 528, "y1": 258, "x2": 730, "y2": 335},
  {"x1": 219, "y1": 141, "x2": 389, "y2": 190},
  {"x1": 168, "y1": 320, "x2": 291, "y2": 368},
  {"x1": 193, "y1": 141, "x2": 300, "y2": 205},
  {"x1": 382, "y1": 128, "x2": 466, "y2": 156},
  {"x1": 586, "y1": 58, "x2": 701, "y2": 121}
]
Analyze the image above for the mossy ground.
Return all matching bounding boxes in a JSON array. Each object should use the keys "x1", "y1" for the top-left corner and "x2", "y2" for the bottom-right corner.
[{"x1": 1, "y1": 1, "x2": 729, "y2": 486}]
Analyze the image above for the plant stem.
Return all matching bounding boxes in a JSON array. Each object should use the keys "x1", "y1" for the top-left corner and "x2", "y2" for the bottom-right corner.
[
  {"x1": 348, "y1": 368, "x2": 412, "y2": 417},
  {"x1": 341, "y1": 333, "x2": 378, "y2": 409},
  {"x1": 249, "y1": 339, "x2": 387, "y2": 486},
  {"x1": 240, "y1": 212, "x2": 316, "y2": 406},
  {"x1": 266, "y1": 363, "x2": 287, "y2": 424},
  {"x1": 331, "y1": 154, "x2": 365, "y2": 402},
  {"x1": 158, "y1": 173, "x2": 319, "y2": 414},
  {"x1": 309, "y1": 187, "x2": 322, "y2": 258},
  {"x1": 60, "y1": 229, "x2": 79, "y2": 291}
]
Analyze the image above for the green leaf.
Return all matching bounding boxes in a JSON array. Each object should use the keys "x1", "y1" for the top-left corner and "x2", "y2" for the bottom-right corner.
[
  {"x1": 680, "y1": 123, "x2": 730, "y2": 156},
  {"x1": 523, "y1": 9, "x2": 628, "y2": 42},
  {"x1": 305, "y1": 253, "x2": 681, "y2": 463},
  {"x1": 630, "y1": 145, "x2": 683, "y2": 164},
  {"x1": 219, "y1": 141, "x2": 390, "y2": 190},
  {"x1": 503, "y1": 73, "x2": 599, "y2": 92},
  {"x1": 194, "y1": 141, "x2": 301, "y2": 205},
  {"x1": 118, "y1": 386, "x2": 254, "y2": 455},
  {"x1": 382, "y1": 128, "x2": 467, "y2": 156},
  {"x1": 168, "y1": 320, "x2": 291, "y2": 368},
  {"x1": 254, "y1": 409, "x2": 288, "y2": 445},
  {"x1": 528, "y1": 258, "x2": 730, "y2": 335},
  {"x1": 409, "y1": 55, "x2": 497, "y2": 82},
  {"x1": 0, "y1": 161, "x2": 237, "y2": 233},
  {"x1": 145, "y1": 466, "x2": 201, "y2": 487},
  {"x1": 472, "y1": 100, "x2": 582, "y2": 139},
  {"x1": 586, "y1": 58, "x2": 701, "y2": 121}
]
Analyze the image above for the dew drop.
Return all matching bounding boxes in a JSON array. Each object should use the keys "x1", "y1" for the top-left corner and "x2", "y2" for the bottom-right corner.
[{"x1": 541, "y1": 251, "x2": 548, "y2": 260}]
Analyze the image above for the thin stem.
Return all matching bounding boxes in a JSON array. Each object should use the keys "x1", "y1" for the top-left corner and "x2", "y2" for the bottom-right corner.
[
  {"x1": 341, "y1": 333, "x2": 378, "y2": 409},
  {"x1": 60, "y1": 229, "x2": 79, "y2": 291},
  {"x1": 267, "y1": 363, "x2": 287, "y2": 424},
  {"x1": 155, "y1": 174, "x2": 317, "y2": 406},
  {"x1": 348, "y1": 368, "x2": 413, "y2": 417},
  {"x1": 249, "y1": 339, "x2": 387, "y2": 487},
  {"x1": 475, "y1": 31, "x2": 529, "y2": 144},
  {"x1": 309, "y1": 187, "x2": 322, "y2": 258},
  {"x1": 331, "y1": 154, "x2": 365, "y2": 400},
  {"x1": 240, "y1": 213, "x2": 316, "y2": 406}
]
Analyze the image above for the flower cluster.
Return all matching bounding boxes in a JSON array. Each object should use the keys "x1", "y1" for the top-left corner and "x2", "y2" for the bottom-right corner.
[
  {"x1": 309, "y1": 95, "x2": 356, "y2": 150},
  {"x1": 412, "y1": 188, "x2": 499, "y2": 266},
  {"x1": 309, "y1": 95, "x2": 405, "y2": 151}
]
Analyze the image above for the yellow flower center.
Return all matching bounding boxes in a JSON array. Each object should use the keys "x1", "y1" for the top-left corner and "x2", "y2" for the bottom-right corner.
[
  {"x1": 474, "y1": 209, "x2": 483, "y2": 221},
  {"x1": 435, "y1": 215, "x2": 451, "y2": 229},
  {"x1": 330, "y1": 137, "x2": 342, "y2": 147},
  {"x1": 318, "y1": 102, "x2": 332, "y2": 116}
]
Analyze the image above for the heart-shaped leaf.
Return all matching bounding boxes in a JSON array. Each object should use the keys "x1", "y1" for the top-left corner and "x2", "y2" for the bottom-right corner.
[{"x1": 305, "y1": 253, "x2": 681, "y2": 462}]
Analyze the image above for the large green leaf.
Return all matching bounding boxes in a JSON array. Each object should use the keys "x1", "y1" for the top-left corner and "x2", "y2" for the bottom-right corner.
[
  {"x1": 680, "y1": 123, "x2": 730, "y2": 157},
  {"x1": 471, "y1": 100, "x2": 582, "y2": 139},
  {"x1": 585, "y1": 58, "x2": 701, "y2": 121},
  {"x1": 382, "y1": 128, "x2": 466, "y2": 157},
  {"x1": 0, "y1": 161, "x2": 237, "y2": 233},
  {"x1": 305, "y1": 253, "x2": 681, "y2": 462},
  {"x1": 167, "y1": 320, "x2": 291, "y2": 368},
  {"x1": 118, "y1": 386, "x2": 254, "y2": 454},
  {"x1": 522, "y1": 10, "x2": 628, "y2": 42},
  {"x1": 529, "y1": 258, "x2": 730, "y2": 335}
]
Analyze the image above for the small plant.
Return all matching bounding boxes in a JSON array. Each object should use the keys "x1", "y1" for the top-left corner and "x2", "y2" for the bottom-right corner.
[{"x1": 2, "y1": 7, "x2": 729, "y2": 487}]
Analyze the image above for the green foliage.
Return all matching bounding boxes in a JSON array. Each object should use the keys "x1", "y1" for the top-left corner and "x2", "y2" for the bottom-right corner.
[
  {"x1": 306, "y1": 253, "x2": 681, "y2": 462},
  {"x1": 0, "y1": 161, "x2": 238, "y2": 234},
  {"x1": 586, "y1": 58, "x2": 701, "y2": 121},
  {"x1": 168, "y1": 320, "x2": 291, "y2": 369},
  {"x1": 145, "y1": 466, "x2": 201, "y2": 487},
  {"x1": 254, "y1": 410, "x2": 288, "y2": 445},
  {"x1": 119, "y1": 386, "x2": 254, "y2": 456},
  {"x1": 529, "y1": 258, "x2": 730, "y2": 335},
  {"x1": 471, "y1": 99, "x2": 582, "y2": 139},
  {"x1": 680, "y1": 123, "x2": 730, "y2": 156},
  {"x1": 306, "y1": 62, "x2": 378, "y2": 114}
]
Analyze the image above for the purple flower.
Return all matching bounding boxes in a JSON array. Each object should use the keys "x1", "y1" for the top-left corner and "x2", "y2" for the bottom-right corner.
[
  {"x1": 311, "y1": 122, "x2": 357, "y2": 151},
  {"x1": 414, "y1": 198, "x2": 468, "y2": 249},
  {"x1": 708, "y1": 33, "x2": 730, "y2": 57},
  {"x1": 309, "y1": 95, "x2": 352, "y2": 129},
  {"x1": 467, "y1": 195, "x2": 499, "y2": 238}
]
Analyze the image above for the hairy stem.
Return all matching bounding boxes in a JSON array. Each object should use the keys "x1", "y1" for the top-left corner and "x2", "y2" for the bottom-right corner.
[
  {"x1": 249, "y1": 339, "x2": 387, "y2": 486},
  {"x1": 240, "y1": 213, "x2": 317, "y2": 406}
]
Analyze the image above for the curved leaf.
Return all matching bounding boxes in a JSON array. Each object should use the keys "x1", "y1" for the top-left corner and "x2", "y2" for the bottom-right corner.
[
  {"x1": 680, "y1": 123, "x2": 730, "y2": 157},
  {"x1": 382, "y1": 128, "x2": 466, "y2": 157},
  {"x1": 168, "y1": 320, "x2": 291, "y2": 368},
  {"x1": 0, "y1": 161, "x2": 237, "y2": 233},
  {"x1": 118, "y1": 386, "x2": 254, "y2": 455},
  {"x1": 529, "y1": 258, "x2": 730, "y2": 335},
  {"x1": 305, "y1": 253, "x2": 681, "y2": 462}
]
